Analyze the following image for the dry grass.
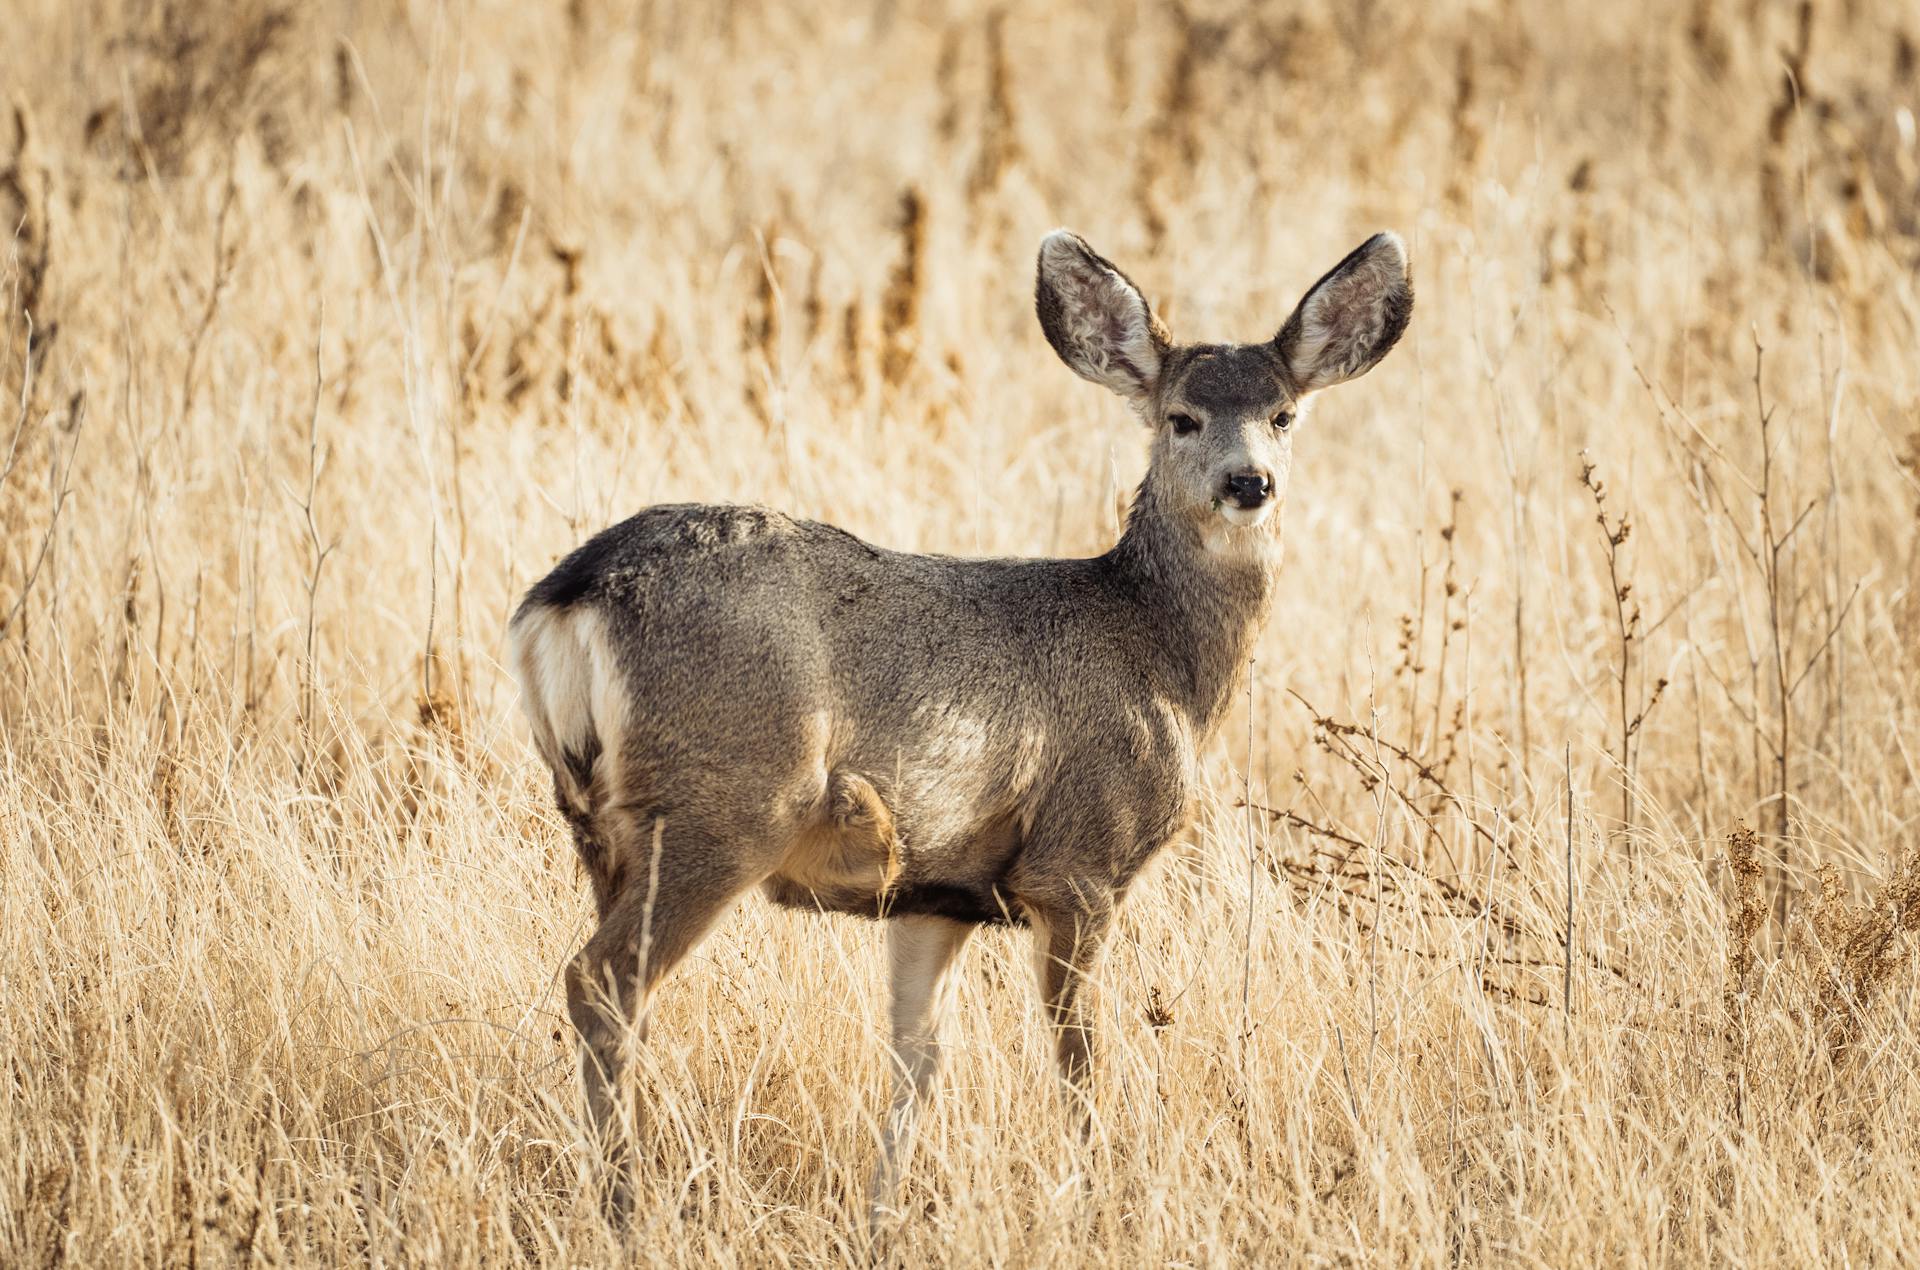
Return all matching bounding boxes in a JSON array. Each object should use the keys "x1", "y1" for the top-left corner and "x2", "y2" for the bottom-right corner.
[{"x1": 5, "y1": 0, "x2": 1920, "y2": 1263}]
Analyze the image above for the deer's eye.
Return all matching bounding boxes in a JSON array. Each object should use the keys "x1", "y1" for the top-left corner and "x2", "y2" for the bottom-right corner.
[
  {"x1": 1169, "y1": 412, "x2": 1201, "y2": 436},
  {"x1": 1271, "y1": 410, "x2": 1294, "y2": 431}
]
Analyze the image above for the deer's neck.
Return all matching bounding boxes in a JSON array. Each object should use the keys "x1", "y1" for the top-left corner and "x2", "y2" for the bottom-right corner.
[{"x1": 1106, "y1": 473, "x2": 1281, "y2": 741}]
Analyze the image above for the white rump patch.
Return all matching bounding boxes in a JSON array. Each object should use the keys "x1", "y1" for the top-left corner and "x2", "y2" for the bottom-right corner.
[{"x1": 507, "y1": 603, "x2": 626, "y2": 812}]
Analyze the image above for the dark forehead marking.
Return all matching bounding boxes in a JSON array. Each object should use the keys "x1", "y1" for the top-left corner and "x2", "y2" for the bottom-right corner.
[{"x1": 1167, "y1": 343, "x2": 1287, "y2": 415}]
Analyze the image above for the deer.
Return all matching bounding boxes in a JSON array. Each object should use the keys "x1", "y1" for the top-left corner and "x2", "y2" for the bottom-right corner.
[{"x1": 508, "y1": 228, "x2": 1412, "y2": 1221}]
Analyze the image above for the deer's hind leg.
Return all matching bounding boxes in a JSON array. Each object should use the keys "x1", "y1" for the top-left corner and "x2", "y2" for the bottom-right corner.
[{"x1": 564, "y1": 810, "x2": 766, "y2": 1218}]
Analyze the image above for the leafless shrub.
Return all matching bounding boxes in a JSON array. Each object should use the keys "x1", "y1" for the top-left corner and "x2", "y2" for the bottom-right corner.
[{"x1": 1578, "y1": 453, "x2": 1668, "y2": 847}]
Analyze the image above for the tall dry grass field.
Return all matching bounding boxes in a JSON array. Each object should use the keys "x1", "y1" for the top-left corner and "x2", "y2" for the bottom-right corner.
[{"x1": 4, "y1": 0, "x2": 1920, "y2": 1263}]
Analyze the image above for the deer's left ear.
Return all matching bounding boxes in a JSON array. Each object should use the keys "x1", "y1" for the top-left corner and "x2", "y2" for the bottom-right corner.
[{"x1": 1274, "y1": 232, "x2": 1413, "y2": 394}]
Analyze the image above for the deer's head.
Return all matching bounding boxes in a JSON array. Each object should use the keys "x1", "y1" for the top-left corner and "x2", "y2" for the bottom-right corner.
[{"x1": 1036, "y1": 230, "x2": 1411, "y2": 542}]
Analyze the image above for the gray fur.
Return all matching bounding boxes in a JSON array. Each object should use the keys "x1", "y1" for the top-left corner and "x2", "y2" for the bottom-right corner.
[{"x1": 509, "y1": 228, "x2": 1412, "y2": 1222}]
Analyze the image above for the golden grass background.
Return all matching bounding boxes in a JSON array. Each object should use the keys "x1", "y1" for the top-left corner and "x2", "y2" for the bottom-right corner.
[{"x1": 4, "y1": 0, "x2": 1920, "y2": 1262}]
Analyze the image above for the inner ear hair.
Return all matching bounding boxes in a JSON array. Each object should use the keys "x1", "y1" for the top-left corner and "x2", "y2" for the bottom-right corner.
[
  {"x1": 1035, "y1": 230, "x2": 1168, "y2": 404},
  {"x1": 1275, "y1": 232, "x2": 1412, "y2": 394}
]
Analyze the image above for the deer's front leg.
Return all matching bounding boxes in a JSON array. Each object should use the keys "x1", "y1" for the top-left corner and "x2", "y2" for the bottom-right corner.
[
  {"x1": 1030, "y1": 903, "x2": 1115, "y2": 1137},
  {"x1": 868, "y1": 914, "x2": 973, "y2": 1223}
]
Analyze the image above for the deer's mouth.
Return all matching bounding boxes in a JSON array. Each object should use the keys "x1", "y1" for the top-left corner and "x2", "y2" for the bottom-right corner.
[{"x1": 1214, "y1": 500, "x2": 1276, "y2": 528}]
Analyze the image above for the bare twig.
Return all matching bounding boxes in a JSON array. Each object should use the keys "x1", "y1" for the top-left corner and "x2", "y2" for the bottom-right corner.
[
  {"x1": 1564, "y1": 744, "x2": 1575, "y2": 1039},
  {"x1": 0, "y1": 369, "x2": 83, "y2": 642},
  {"x1": 287, "y1": 316, "x2": 336, "y2": 752}
]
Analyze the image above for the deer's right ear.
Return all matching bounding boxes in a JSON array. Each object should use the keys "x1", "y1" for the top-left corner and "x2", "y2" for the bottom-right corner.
[{"x1": 1035, "y1": 230, "x2": 1168, "y2": 407}]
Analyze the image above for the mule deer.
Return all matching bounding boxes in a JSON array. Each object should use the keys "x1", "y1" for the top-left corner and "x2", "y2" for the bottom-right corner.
[{"x1": 509, "y1": 228, "x2": 1411, "y2": 1219}]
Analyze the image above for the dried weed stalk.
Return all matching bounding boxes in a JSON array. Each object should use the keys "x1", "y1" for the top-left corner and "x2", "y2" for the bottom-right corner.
[
  {"x1": 1722, "y1": 823, "x2": 1766, "y2": 1120},
  {"x1": 1798, "y1": 847, "x2": 1920, "y2": 1072},
  {"x1": 1579, "y1": 453, "x2": 1668, "y2": 847}
]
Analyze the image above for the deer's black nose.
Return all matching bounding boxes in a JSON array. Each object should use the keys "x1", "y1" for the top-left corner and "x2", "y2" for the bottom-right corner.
[{"x1": 1223, "y1": 469, "x2": 1272, "y2": 509}]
